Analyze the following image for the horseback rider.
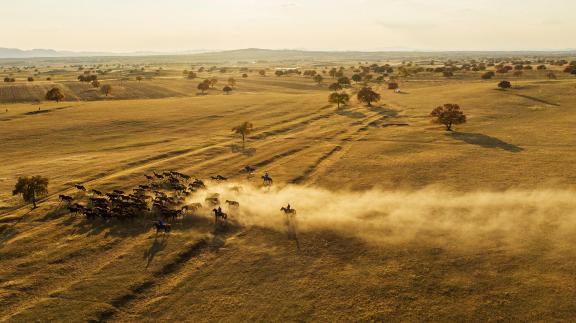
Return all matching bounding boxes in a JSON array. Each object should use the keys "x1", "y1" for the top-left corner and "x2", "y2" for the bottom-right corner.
[
  {"x1": 158, "y1": 219, "x2": 166, "y2": 227},
  {"x1": 286, "y1": 203, "x2": 291, "y2": 211},
  {"x1": 217, "y1": 206, "x2": 222, "y2": 216}
]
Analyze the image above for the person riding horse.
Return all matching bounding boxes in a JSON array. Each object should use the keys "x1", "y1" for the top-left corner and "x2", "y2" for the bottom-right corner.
[
  {"x1": 153, "y1": 219, "x2": 171, "y2": 233},
  {"x1": 262, "y1": 172, "x2": 273, "y2": 186},
  {"x1": 213, "y1": 207, "x2": 227, "y2": 221}
]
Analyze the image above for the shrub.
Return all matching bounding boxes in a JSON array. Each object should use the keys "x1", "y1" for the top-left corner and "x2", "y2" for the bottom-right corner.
[{"x1": 498, "y1": 80, "x2": 512, "y2": 89}]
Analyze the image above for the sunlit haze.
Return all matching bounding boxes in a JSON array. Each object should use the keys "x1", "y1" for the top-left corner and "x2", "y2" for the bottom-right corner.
[{"x1": 2, "y1": 0, "x2": 575, "y2": 52}]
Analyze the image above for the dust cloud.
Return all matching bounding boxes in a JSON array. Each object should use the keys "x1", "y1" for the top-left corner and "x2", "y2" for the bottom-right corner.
[{"x1": 188, "y1": 183, "x2": 576, "y2": 249}]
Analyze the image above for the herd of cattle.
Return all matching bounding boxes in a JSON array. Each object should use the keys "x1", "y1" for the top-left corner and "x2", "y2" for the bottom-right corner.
[{"x1": 58, "y1": 170, "x2": 241, "y2": 228}]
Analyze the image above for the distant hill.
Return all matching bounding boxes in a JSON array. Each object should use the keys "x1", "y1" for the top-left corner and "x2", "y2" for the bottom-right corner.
[
  {"x1": 1, "y1": 47, "x2": 574, "y2": 62},
  {"x1": 0, "y1": 47, "x2": 210, "y2": 59}
]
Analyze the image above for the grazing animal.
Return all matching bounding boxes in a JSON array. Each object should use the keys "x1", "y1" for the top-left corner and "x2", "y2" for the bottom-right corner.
[
  {"x1": 74, "y1": 184, "x2": 87, "y2": 191},
  {"x1": 145, "y1": 174, "x2": 155, "y2": 181},
  {"x1": 153, "y1": 171, "x2": 164, "y2": 179},
  {"x1": 211, "y1": 175, "x2": 228, "y2": 181},
  {"x1": 262, "y1": 173, "x2": 273, "y2": 186},
  {"x1": 91, "y1": 189, "x2": 103, "y2": 196},
  {"x1": 153, "y1": 220, "x2": 171, "y2": 233},
  {"x1": 225, "y1": 200, "x2": 240, "y2": 207},
  {"x1": 59, "y1": 194, "x2": 73, "y2": 204},
  {"x1": 113, "y1": 190, "x2": 125, "y2": 195}
]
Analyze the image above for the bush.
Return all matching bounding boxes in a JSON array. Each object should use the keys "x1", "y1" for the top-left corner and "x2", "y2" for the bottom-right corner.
[
  {"x1": 387, "y1": 82, "x2": 399, "y2": 90},
  {"x1": 498, "y1": 80, "x2": 512, "y2": 89},
  {"x1": 481, "y1": 71, "x2": 495, "y2": 79}
]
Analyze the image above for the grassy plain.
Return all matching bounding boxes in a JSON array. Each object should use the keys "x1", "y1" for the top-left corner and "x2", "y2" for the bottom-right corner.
[{"x1": 1, "y1": 54, "x2": 576, "y2": 321}]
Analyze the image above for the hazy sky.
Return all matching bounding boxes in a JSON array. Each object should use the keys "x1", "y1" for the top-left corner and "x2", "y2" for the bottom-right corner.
[{"x1": 2, "y1": 0, "x2": 575, "y2": 52}]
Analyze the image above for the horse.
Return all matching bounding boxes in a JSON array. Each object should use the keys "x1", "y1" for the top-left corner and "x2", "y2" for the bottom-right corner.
[
  {"x1": 182, "y1": 203, "x2": 203, "y2": 214},
  {"x1": 91, "y1": 189, "x2": 103, "y2": 196},
  {"x1": 74, "y1": 184, "x2": 86, "y2": 191},
  {"x1": 211, "y1": 175, "x2": 228, "y2": 181},
  {"x1": 225, "y1": 200, "x2": 240, "y2": 207},
  {"x1": 144, "y1": 174, "x2": 155, "y2": 181},
  {"x1": 242, "y1": 165, "x2": 256, "y2": 174},
  {"x1": 280, "y1": 206, "x2": 296, "y2": 215},
  {"x1": 262, "y1": 174, "x2": 273, "y2": 186},
  {"x1": 205, "y1": 197, "x2": 220, "y2": 206},
  {"x1": 212, "y1": 208, "x2": 228, "y2": 223},
  {"x1": 68, "y1": 203, "x2": 85, "y2": 215},
  {"x1": 153, "y1": 221, "x2": 171, "y2": 234},
  {"x1": 59, "y1": 194, "x2": 73, "y2": 205}
]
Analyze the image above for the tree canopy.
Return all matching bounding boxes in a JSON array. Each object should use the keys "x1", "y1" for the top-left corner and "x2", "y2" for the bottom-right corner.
[
  {"x1": 45, "y1": 87, "x2": 64, "y2": 103},
  {"x1": 12, "y1": 176, "x2": 49, "y2": 208},
  {"x1": 329, "y1": 92, "x2": 350, "y2": 109},
  {"x1": 357, "y1": 87, "x2": 380, "y2": 106},
  {"x1": 430, "y1": 104, "x2": 466, "y2": 131},
  {"x1": 231, "y1": 121, "x2": 254, "y2": 149}
]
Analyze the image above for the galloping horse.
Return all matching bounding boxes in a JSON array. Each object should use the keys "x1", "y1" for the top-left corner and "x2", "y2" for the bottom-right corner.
[
  {"x1": 212, "y1": 207, "x2": 228, "y2": 224},
  {"x1": 153, "y1": 220, "x2": 171, "y2": 234},
  {"x1": 262, "y1": 173, "x2": 273, "y2": 186},
  {"x1": 280, "y1": 205, "x2": 297, "y2": 215}
]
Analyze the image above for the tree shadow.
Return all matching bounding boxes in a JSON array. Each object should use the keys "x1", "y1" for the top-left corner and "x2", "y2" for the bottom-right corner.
[
  {"x1": 230, "y1": 144, "x2": 256, "y2": 156},
  {"x1": 337, "y1": 109, "x2": 366, "y2": 119},
  {"x1": 368, "y1": 106, "x2": 399, "y2": 117},
  {"x1": 448, "y1": 132, "x2": 524, "y2": 153},
  {"x1": 144, "y1": 235, "x2": 168, "y2": 268},
  {"x1": 513, "y1": 93, "x2": 560, "y2": 107}
]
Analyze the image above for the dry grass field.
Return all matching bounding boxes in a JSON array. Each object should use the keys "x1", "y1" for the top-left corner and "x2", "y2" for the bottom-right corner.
[{"x1": 1, "y1": 55, "x2": 576, "y2": 321}]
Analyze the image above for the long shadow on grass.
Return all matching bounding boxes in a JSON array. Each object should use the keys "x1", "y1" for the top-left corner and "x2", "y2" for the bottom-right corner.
[
  {"x1": 368, "y1": 106, "x2": 399, "y2": 117},
  {"x1": 448, "y1": 132, "x2": 524, "y2": 153},
  {"x1": 337, "y1": 109, "x2": 366, "y2": 119},
  {"x1": 144, "y1": 235, "x2": 168, "y2": 268}
]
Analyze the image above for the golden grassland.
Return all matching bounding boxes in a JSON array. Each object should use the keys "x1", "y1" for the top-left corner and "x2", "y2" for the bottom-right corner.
[{"x1": 1, "y1": 60, "x2": 576, "y2": 321}]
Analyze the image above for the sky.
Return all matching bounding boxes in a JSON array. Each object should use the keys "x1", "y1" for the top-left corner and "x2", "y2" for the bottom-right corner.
[{"x1": 1, "y1": 0, "x2": 575, "y2": 52}]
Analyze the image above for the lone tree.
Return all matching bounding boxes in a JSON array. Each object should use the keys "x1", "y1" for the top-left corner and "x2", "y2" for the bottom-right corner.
[
  {"x1": 198, "y1": 80, "x2": 210, "y2": 94},
  {"x1": 430, "y1": 104, "x2": 466, "y2": 131},
  {"x1": 227, "y1": 77, "x2": 236, "y2": 87},
  {"x1": 329, "y1": 92, "x2": 350, "y2": 109},
  {"x1": 498, "y1": 80, "x2": 512, "y2": 90},
  {"x1": 100, "y1": 84, "x2": 112, "y2": 96},
  {"x1": 313, "y1": 74, "x2": 323, "y2": 85},
  {"x1": 328, "y1": 82, "x2": 343, "y2": 92},
  {"x1": 45, "y1": 87, "x2": 64, "y2": 103},
  {"x1": 12, "y1": 176, "x2": 49, "y2": 208},
  {"x1": 232, "y1": 121, "x2": 254, "y2": 149},
  {"x1": 357, "y1": 87, "x2": 380, "y2": 107},
  {"x1": 223, "y1": 85, "x2": 233, "y2": 94}
]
